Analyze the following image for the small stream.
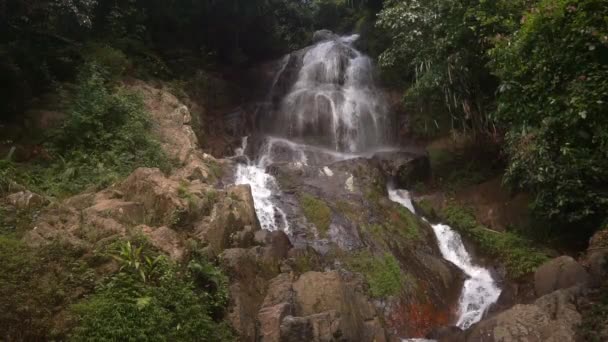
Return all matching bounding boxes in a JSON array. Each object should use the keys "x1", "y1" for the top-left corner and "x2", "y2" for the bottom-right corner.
[{"x1": 388, "y1": 189, "x2": 501, "y2": 330}]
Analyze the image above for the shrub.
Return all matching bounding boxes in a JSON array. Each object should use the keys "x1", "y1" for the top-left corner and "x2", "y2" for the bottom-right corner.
[
  {"x1": 82, "y1": 44, "x2": 131, "y2": 80},
  {"x1": 491, "y1": 0, "x2": 608, "y2": 234},
  {"x1": 0, "y1": 237, "x2": 95, "y2": 340},
  {"x1": 70, "y1": 243, "x2": 233, "y2": 341},
  {"x1": 29, "y1": 64, "x2": 170, "y2": 196}
]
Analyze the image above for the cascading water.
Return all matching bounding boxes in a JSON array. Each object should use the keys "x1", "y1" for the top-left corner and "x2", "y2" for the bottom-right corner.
[
  {"x1": 235, "y1": 32, "x2": 500, "y2": 334},
  {"x1": 388, "y1": 189, "x2": 501, "y2": 330},
  {"x1": 235, "y1": 33, "x2": 392, "y2": 231},
  {"x1": 234, "y1": 137, "x2": 289, "y2": 232},
  {"x1": 266, "y1": 34, "x2": 391, "y2": 155}
]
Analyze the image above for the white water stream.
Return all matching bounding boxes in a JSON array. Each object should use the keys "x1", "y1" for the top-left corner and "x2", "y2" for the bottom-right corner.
[
  {"x1": 234, "y1": 137, "x2": 289, "y2": 231},
  {"x1": 388, "y1": 189, "x2": 501, "y2": 330}
]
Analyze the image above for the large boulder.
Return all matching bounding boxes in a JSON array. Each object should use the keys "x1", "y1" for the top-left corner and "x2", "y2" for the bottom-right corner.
[
  {"x1": 462, "y1": 287, "x2": 583, "y2": 342},
  {"x1": 258, "y1": 273, "x2": 296, "y2": 342},
  {"x1": 118, "y1": 168, "x2": 184, "y2": 226},
  {"x1": 291, "y1": 271, "x2": 386, "y2": 342},
  {"x1": 534, "y1": 256, "x2": 589, "y2": 297},
  {"x1": 194, "y1": 184, "x2": 260, "y2": 255}
]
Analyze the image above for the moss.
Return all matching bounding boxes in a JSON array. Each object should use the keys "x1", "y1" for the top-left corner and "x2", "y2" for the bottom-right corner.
[
  {"x1": 335, "y1": 200, "x2": 363, "y2": 224},
  {"x1": 348, "y1": 251, "x2": 408, "y2": 298},
  {"x1": 390, "y1": 206, "x2": 421, "y2": 241},
  {"x1": 442, "y1": 204, "x2": 550, "y2": 279},
  {"x1": 299, "y1": 193, "x2": 332, "y2": 237}
]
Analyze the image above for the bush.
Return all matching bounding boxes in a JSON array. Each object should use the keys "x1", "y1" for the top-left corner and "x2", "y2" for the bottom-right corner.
[
  {"x1": 70, "y1": 242, "x2": 233, "y2": 341},
  {"x1": 0, "y1": 237, "x2": 95, "y2": 340},
  {"x1": 376, "y1": 0, "x2": 527, "y2": 136},
  {"x1": 82, "y1": 44, "x2": 132, "y2": 80},
  {"x1": 442, "y1": 204, "x2": 550, "y2": 279},
  {"x1": 491, "y1": 0, "x2": 608, "y2": 234},
  {"x1": 28, "y1": 64, "x2": 170, "y2": 196}
]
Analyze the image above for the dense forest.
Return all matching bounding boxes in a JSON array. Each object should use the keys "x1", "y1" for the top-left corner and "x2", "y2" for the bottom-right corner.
[{"x1": 1, "y1": 0, "x2": 607, "y2": 341}]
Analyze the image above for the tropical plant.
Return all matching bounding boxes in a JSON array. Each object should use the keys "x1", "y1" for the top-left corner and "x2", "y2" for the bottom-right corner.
[{"x1": 491, "y1": 0, "x2": 608, "y2": 233}]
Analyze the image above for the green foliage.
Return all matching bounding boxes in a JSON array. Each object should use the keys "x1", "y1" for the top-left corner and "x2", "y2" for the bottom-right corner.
[
  {"x1": 82, "y1": 44, "x2": 132, "y2": 80},
  {"x1": 0, "y1": 160, "x2": 17, "y2": 193},
  {"x1": 0, "y1": 237, "x2": 96, "y2": 340},
  {"x1": 442, "y1": 204, "x2": 550, "y2": 279},
  {"x1": 491, "y1": 0, "x2": 608, "y2": 232},
  {"x1": 348, "y1": 251, "x2": 407, "y2": 298},
  {"x1": 112, "y1": 241, "x2": 163, "y2": 283},
  {"x1": 377, "y1": 0, "x2": 527, "y2": 135},
  {"x1": 26, "y1": 65, "x2": 170, "y2": 196},
  {"x1": 299, "y1": 193, "x2": 332, "y2": 237},
  {"x1": 70, "y1": 243, "x2": 233, "y2": 341}
]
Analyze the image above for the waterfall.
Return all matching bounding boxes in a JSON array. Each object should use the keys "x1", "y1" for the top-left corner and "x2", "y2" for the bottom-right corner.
[
  {"x1": 235, "y1": 33, "x2": 391, "y2": 231},
  {"x1": 235, "y1": 31, "x2": 500, "y2": 333},
  {"x1": 388, "y1": 189, "x2": 501, "y2": 330}
]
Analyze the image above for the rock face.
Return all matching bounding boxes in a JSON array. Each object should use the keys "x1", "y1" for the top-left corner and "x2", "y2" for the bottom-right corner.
[
  {"x1": 267, "y1": 156, "x2": 463, "y2": 338},
  {"x1": 534, "y1": 256, "x2": 589, "y2": 297},
  {"x1": 462, "y1": 287, "x2": 583, "y2": 342}
]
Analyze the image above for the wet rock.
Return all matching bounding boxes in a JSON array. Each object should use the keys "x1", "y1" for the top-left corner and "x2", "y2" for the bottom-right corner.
[
  {"x1": 464, "y1": 287, "x2": 582, "y2": 342},
  {"x1": 372, "y1": 151, "x2": 430, "y2": 188},
  {"x1": 312, "y1": 30, "x2": 338, "y2": 43},
  {"x1": 7, "y1": 190, "x2": 47, "y2": 210},
  {"x1": 534, "y1": 256, "x2": 589, "y2": 297}
]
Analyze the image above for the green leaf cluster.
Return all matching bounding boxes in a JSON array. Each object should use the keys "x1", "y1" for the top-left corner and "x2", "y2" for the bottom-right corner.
[
  {"x1": 491, "y1": 0, "x2": 608, "y2": 230},
  {"x1": 70, "y1": 242, "x2": 233, "y2": 341}
]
